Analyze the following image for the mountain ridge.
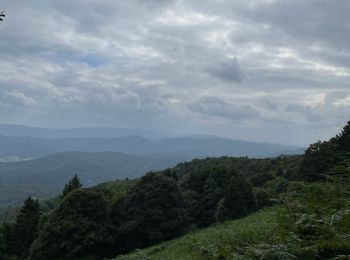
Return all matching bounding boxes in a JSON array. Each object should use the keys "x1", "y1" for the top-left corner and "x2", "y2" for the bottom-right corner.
[{"x1": 0, "y1": 134, "x2": 303, "y2": 159}]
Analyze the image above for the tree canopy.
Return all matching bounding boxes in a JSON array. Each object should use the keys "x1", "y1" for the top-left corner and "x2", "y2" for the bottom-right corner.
[
  {"x1": 3, "y1": 196, "x2": 41, "y2": 259},
  {"x1": 29, "y1": 189, "x2": 109, "y2": 260},
  {"x1": 300, "y1": 121, "x2": 350, "y2": 181},
  {"x1": 111, "y1": 173, "x2": 187, "y2": 253}
]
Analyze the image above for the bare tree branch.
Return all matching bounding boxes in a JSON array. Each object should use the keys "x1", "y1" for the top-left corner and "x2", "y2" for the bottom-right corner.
[{"x1": 0, "y1": 11, "x2": 5, "y2": 22}]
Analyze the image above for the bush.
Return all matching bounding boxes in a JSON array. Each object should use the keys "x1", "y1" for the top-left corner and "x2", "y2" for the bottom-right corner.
[{"x1": 254, "y1": 188, "x2": 274, "y2": 209}]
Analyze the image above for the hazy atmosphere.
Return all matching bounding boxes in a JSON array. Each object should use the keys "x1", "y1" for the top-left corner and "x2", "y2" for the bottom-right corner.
[{"x1": 1, "y1": 1, "x2": 349, "y2": 146}]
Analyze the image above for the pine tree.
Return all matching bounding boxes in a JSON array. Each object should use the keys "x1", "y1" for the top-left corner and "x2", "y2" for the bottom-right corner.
[
  {"x1": 62, "y1": 174, "x2": 82, "y2": 197},
  {"x1": 10, "y1": 196, "x2": 41, "y2": 258},
  {"x1": 335, "y1": 121, "x2": 350, "y2": 152}
]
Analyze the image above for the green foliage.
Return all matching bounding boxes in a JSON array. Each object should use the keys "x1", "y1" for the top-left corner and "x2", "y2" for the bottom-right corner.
[
  {"x1": 300, "y1": 140, "x2": 340, "y2": 181},
  {"x1": 300, "y1": 121, "x2": 350, "y2": 181},
  {"x1": 113, "y1": 169, "x2": 350, "y2": 260},
  {"x1": 317, "y1": 240, "x2": 350, "y2": 259},
  {"x1": 215, "y1": 174, "x2": 255, "y2": 222},
  {"x1": 4, "y1": 196, "x2": 41, "y2": 259},
  {"x1": 254, "y1": 188, "x2": 274, "y2": 209},
  {"x1": 180, "y1": 165, "x2": 255, "y2": 227},
  {"x1": 250, "y1": 173, "x2": 274, "y2": 187},
  {"x1": 276, "y1": 167, "x2": 285, "y2": 177},
  {"x1": 113, "y1": 207, "x2": 288, "y2": 260},
  {"x1": 0, "y1": 225, "x2": 6, "y2": 259},
  {"x1": 274, "y1": 178, "x2": 289, "y2": 194},
  {"x1": 335, "y1": 121, "x2": 350, "y2": 152},
  {"x1": 246, "y1": 244, "x2": 298, "y2": 260},
  {"x1": 111, "y1": 173, "x2": 187, "y2": 254},
  {"x1": 29, "y1": 189, "x2": 109, "y2": 260},
  {"x1": 61, "y1": 174, "x2": 82, "y2": 197}
]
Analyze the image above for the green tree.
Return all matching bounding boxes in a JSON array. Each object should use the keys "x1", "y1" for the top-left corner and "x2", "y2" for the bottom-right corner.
[
  {"x1": 8, "y1": 196, "x2": 41, "y2": 258},
  {"x1": 300, "y1": 141, "x2": 340, "y2": 181},
  {"x1": 111, "y1": 173, "x2": 187, "y2": 253},
  {"x1": 250, "y1": 173, "x2": 274, "y2": 187},
  {"x1": 180, "y1": 166, "x2": 232, "y2": 227},
  {"x1": 29, "y1": 189, "x2": 109, "y2": 260},
  {"x1": 180, "y1": 166, "x2": 255, "y2": 227},
  {"x1": 299, "y1": 121, "x2": 350, "y2": 181},
  {"x1": 215, "y1": 175, "x2": 255, "y2": 222},
  {"x1": 62, "y1": 174, "x2": 82, "y2": 197},
  {"x1": 335, "y1": 121, "x2": 350, "y2": 152},
  {"x1": 199, "y1": 167, "x2": 232, "y2": 226},
  {"x1": 0, "y1": 225, "x2": 6, "y2": 258}
]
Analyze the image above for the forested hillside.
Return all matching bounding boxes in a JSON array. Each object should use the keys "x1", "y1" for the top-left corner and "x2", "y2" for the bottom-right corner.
[
  {"x1": 0, "y1": 121, "x2": 349, "y2": 260},
  {"x1": 0, "y1": 151, "x2": 191, "y2": 214}
]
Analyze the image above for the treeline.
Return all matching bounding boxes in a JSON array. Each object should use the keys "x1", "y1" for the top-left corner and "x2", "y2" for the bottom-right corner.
[
  {"x1": 0, "y1": 164, "x2": 276, "y2": 259},
  {"x1": 0, "y1": 175, "x2": 82, "y2": 259},
  {"x1": 299, "y1": 121, "x2": 350, "y2": 181}
]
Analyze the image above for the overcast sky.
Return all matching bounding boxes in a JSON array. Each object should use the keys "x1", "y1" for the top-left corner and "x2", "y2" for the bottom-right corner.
[{"x1": 0, "y1": 0, "x2": 349, "y2": 145}]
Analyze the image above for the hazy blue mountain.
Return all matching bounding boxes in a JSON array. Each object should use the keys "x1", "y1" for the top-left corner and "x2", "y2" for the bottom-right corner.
[
  {"x1": 0, "y1": 134, "x2": 303, "y2": 159},
  {"x1": 0, "y1": 124, "x2": 169, "y2": 139},
  {"x1": 0, "y1": 135, "x2": 54, "y2": 158},
  {"x1": 0, "y1": 151, "x2": 191, "y2": 211}
]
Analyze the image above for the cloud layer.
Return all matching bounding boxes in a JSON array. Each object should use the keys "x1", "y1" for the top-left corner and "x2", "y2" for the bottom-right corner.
[{"x1": 0, "y1": 0, "x2": 349, "y2": 145}]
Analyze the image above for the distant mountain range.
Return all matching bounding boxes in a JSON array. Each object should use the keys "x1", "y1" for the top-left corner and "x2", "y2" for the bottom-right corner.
[
  {"x1": 0, "y1": 124, "x2": 304, "y2": 212},
  {"x1": 0, "y1": 124, "x2": 169, "y2": 139},
  {"x1": 0, "y1": 134, "x2": 303, "y2": 160}
]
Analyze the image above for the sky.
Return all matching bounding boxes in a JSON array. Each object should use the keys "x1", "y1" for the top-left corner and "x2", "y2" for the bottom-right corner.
[{"x1": 0, "y1": 0, "x2": 349, "y2": 146}]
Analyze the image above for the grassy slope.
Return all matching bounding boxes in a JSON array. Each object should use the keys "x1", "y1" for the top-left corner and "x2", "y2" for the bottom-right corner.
[
  {"x1": 114, "y1": 206, "x2": 288, "y2": 260},
  {"x1": 113, "y1": 181, "x2": 350, "y2": 260}
]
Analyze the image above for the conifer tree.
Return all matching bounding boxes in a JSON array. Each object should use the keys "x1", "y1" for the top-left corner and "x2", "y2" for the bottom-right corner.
[
  {"x1": 335, "y1": 121, "x2": 350, "y2": 152},
  {"x1": 62, "y1": 174, "x2": 82, "y2": 197},
  {"x1": 10, "y1": 196, "x2": 41, "y2": 258}
]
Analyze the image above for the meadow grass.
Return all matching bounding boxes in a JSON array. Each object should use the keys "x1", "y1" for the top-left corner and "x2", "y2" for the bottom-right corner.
[
  {"x1": 113, "y1": 180, "x2": 350, "y2": 259},
  {"x1": 114, "y1": 206, "x2": 290, "y2": 260}
]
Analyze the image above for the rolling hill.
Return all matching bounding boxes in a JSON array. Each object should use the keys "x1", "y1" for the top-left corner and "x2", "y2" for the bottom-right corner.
[
  {"x1": 0, "y1": 151, "x2": 191, "y2": 211},
  {"x1": 0, "y1": 124, "x2": 169, "y2": 139},
  {"x1": 0, "y1": 134, "x2": 303, "y2": 160}
]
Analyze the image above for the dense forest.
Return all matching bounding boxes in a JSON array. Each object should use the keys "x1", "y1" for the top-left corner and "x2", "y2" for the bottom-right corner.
[{"x1": 1, "y1": 121, "x2": 350, "y2": 259}]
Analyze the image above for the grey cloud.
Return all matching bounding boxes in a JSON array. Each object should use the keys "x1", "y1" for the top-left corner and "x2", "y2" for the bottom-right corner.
[
  {"x1": 0, "y1": 0, "x2": 349, "y2": 145},
  {"x1": 207, "y1": 58, "x2": 244, "y2": 83},
  {"x1": 189, "y1": 96, "x2": 259, "y2": 120}
]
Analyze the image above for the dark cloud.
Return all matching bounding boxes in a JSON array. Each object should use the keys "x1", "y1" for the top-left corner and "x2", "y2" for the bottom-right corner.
[{"x1": 207, "y1": 58, "x2": 243, "y2": 83}]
